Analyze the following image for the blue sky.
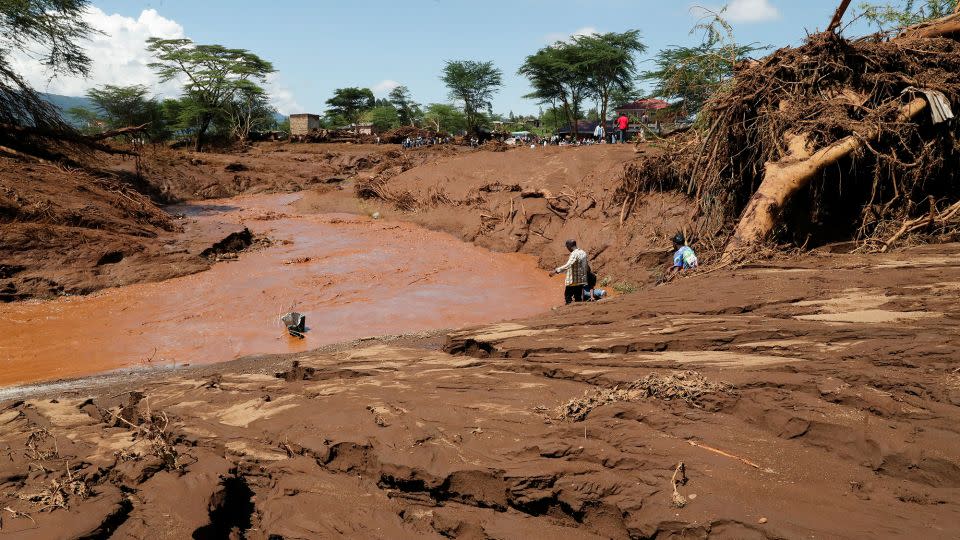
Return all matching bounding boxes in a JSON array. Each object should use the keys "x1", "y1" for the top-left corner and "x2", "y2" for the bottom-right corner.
[{"x1": 20, "y1": 0, "x2": 878, "y2": 115}]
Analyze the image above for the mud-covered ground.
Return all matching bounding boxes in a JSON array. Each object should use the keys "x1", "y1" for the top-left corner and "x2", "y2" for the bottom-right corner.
[
  {"x1": 1, "y1": 243, "x2": 958, "y2": 538},
  {"x1": 0, "y1": 143, "x2": 473, "y2": 301},
  {"x1": 2, "y1": 142, "x2": 685, "y2": 301}
]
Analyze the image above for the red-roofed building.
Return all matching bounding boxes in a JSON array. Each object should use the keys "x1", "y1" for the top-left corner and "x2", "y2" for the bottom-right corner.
[{"x1": 614, "y1": 99, "x2": 670, "y2": 117}]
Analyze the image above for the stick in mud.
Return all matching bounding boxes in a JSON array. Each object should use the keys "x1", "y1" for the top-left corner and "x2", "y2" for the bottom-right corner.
[{"x1": 687, "y1": 440, "x2": 768, "y2": 471}]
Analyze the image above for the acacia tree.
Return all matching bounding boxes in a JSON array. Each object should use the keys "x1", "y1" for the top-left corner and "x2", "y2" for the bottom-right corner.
[
  {"x1": 575, "y1": 30, "x2": 647, "y2": 130},
  {"x1": 440, "y1": 60, "x2": 502, "y2": 133},
  {"x1": 1, "y1": 0, "x2": 94, "y2": 142},
  {"x1": 388, "y1": 85, "x2": 421, "y2": 126},
  {"x1": 147, "y1": 37, "x2": 274, "y2": 152},
  {"x1": 325, "y1": 87, "x2": 374, "y2": 132},
  {"x1": 225, "y1": 81, "x2": 276, "y2": 142},
  {"x1": 519, "y1": 42, "x2": 589, "y2": 137},
  {"x1": 69, "y1": 84, "x2": 169, "y2": 140},
  {"x1": 643, "y1": 9, "x2": 762, "y2": 118}
]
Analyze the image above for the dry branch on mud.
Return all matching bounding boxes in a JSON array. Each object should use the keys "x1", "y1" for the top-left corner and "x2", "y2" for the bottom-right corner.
[
  {"x1": 556, "y1": 371, "x2": 734, "y2": 421},
  {"x1": 616, "y1": 13, "x2": 960, "y2": 259}
]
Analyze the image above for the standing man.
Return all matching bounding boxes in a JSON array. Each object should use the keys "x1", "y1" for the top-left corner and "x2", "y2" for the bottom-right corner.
[
  {"x1": 550, "y1": 239, "x2": 589, "y2": 304},
  {"x1": 616, "y1": 112, "x2": 630, "y2": 143},
  {"x1": 593, "y1": 122, "x2": 605, "y2": 143}
]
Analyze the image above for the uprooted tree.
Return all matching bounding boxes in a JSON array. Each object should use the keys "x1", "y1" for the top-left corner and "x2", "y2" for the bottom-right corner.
[
  {"x1": 617, "y1": 7, "x2": 960, "y2": 261},
  {"x1": 0, "y1": 0, "x2": 113, "y2": 159}
]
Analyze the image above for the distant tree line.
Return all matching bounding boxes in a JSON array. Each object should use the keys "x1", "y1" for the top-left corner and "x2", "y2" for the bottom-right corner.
[{"x1": 4, "y1": 0, "x2": 953, "y2": 155}]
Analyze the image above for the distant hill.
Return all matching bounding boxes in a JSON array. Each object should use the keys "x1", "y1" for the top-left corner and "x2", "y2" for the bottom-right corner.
[
  {"x1": 41, "y1": 92, "x2": 288, "y2": 127},
  {"x1": 40, "y1": 93, "x2": 94, "y2": 126}
]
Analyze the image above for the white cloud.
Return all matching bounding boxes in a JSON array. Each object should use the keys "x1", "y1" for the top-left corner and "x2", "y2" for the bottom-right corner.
[
  {"x1": 265, "y1": 73, "x2": 302, "y2": 115},
  {"x1": 720, "y1": 0, "x2": 781, "y2": 23},
  {"x1": 372, "y1": 79, "x2": 401, "y2": 95},
  {"x1": 11, "y1": 7, "x2": 186, "y2": 97},
  {"x1": 10, "y1": 6, "x2": 301, "y2": 114},
  {"x1": 544, "y1": 26, "x2": 599, "y2": 44}
]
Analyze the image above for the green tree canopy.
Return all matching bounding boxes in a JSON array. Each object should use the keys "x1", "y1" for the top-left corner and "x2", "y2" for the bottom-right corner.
[
  {"x1": 574, "y1": 30, "x2": 647, "y2": 127},
  {"x1": 388, "y1": 85, "x2": 422, "y2": 126},
  {"x1": 224, "y1": 80, "x2": 277, "y2": 142},
  {"x1": 643, "y1": 9, "x2": 763, "y2": 118},
  {"x1": 858, "y1": 0, "x2": 957, "y2": 31},
  {"x1": 68, "y1": 84, "x2": 168, "y2": 140},
  {"x1": 367, "y1": 104, "x2": 400, "y2": 132},
  {"x1": 519, "y1": 41, "x2": 589, "y2": 136},
  {"x1": 1, "y1": 0, "x2": 94, "y2": 133},
  {"x1": 147, "y1": 37, "x2": 274, "y2": 151},
  {"x1": 440, "y1": 60, "x2": 502, "y2": 133},
  {"x1": 423, "y1": 103, "x2": 467, "y2": 134},
  {"x1": 325, "y1": 87, "x2": 375, "y2": 132}
]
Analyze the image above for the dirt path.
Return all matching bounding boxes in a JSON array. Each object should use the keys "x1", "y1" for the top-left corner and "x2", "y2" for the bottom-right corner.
[
  {"x1": 1, "y1": 243, "x2": 958, "y2": 538},
  {"x1": 0, "y1": 192, "x2": 559, "y2": 386}
]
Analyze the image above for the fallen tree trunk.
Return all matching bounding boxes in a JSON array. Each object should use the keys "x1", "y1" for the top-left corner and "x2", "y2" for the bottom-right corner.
[
  {"x1": 0, "y1": 122, "x2": 141, "y2": 156},
  {"x1": 721, "y1": 96, "x2": 929, "y2": 262},
  {"x1": 901, "y1": 12, "x2": 960, "y2": 39}
]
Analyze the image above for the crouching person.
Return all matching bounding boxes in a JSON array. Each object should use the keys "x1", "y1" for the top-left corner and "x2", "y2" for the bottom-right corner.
[{"x1": 668, "y1": 233, "x2": 699, "y2": 277}]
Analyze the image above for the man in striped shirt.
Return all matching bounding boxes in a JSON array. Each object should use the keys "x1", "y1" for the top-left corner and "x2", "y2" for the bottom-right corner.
[{"x1": 550, "y1": 239, "x2": 589, "y2": 304}]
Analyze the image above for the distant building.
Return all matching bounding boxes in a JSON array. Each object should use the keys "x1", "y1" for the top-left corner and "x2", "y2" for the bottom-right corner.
[
  {"x1": 289, "y1": 113, "x2": 321, "y2": 136},
  {"x1": 345, "y1": 122, "x2": 374, "y2": 135},
  {"x1": 614, "y1": 99, "x2": 670, "y2": 119}
]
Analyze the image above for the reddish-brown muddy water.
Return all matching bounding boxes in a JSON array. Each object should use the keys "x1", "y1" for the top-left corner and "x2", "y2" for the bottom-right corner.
[{"x1": 0, "y1": 193, "x2": 559, "y2": 386}]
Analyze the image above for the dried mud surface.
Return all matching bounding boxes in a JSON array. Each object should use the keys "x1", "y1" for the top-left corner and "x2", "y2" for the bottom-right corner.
[{"x1": 2, "y1": 244, "x2": 958, "y2": 538}]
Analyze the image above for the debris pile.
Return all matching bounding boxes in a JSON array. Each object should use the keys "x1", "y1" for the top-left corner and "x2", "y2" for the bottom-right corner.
[
  {"x1": 290, "y1": 128, "x2": 377, "y2": 144},
  {"x1": 617, "y1": 13, "x2": 960, "y2": 259},
  {"x1": 379, "y1": 126, "x2": 445, "y2": 144},
  {"x1": 556, "y1": 371, "x2": 735, "y2": 421}
]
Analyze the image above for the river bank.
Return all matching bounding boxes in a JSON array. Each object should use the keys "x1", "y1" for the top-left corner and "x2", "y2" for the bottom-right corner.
[{"x1": 0, "y1": 191, "x2": 558, "y2": 387}]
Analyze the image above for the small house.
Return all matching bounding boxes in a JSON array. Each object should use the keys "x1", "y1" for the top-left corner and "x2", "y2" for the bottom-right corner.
[{"x1": 289, "y1": 113, "x2": 321, "y2": 136}]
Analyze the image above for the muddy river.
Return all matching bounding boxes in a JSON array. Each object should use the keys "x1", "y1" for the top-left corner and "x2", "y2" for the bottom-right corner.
[{"x1": 0, "y1": 194, "x2": 560, "y2": 387}]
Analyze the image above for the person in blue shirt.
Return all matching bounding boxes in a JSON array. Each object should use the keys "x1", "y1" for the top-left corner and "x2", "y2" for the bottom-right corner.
[{"x1": 669, "y1": 233, "x2": 698, "y2": 276}]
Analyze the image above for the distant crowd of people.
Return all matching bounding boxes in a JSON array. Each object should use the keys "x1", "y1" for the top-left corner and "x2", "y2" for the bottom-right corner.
[
  {"x1": 401, "y1": 135, "x2": 452, "y2": 148},
  {"x1": 394, "y1": 112, "x2": 667, "y2": 150}
]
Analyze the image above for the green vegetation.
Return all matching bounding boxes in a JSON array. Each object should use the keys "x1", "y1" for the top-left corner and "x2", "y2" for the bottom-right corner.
[
  {"x1": 520, "y1": 30, "x2": 646, "y2": 137},
  {"x1": 68, "y1": 85, "x2": 166, "y2": 140},
  {"x1": 147, "y1": 37, "x2": 274, "y2": 151},
  {"x1": 643, "y1": 9, "x2": 763, "y2": 118},
  {"x1": 611, "y1": 281, "x2": 638, "y2": 294},
  {"x1": 440, "y1": 60, "x2": 503, "y2": 133},
  {"x1": 325, "y1": 87, "x2": 375, "y2": 132},
  {"x1": 0, "y1": 0, "x2": 93, "y2": 131},
  {"x1": 859, "y1": 0, "x2": 956, "y2": 31},
  {"x1": 422, "y1": 103, "x2": 467, "y2": 133},
  {"x1": 367, "y1": 104, "x2": 400, "y2": 132},
  {"x1": 388, "y1": 85, "x2": 422, "y2": 127}
]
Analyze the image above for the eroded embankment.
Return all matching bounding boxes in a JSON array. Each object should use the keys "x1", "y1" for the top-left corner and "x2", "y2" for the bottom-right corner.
[
  {"x1": 1, "y1": 244, "x2": 958, "y2": 538},
  {"x1": 0, "y1": 192, "x2": 558, "y2": 386}
]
